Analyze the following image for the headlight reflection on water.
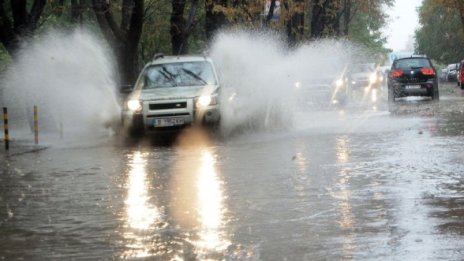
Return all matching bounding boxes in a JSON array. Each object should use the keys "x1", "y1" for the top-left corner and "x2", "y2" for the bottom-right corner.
[
  {"x1": 122, "y1": 151, "x2": 163, "y2": 259},
  {"x1": 125, "y1": 151, "x2": 160, "y2": 230},
  {"x1": 172, "y1": 128, "x2": 231, "y2": 258},
  {"x1": 334, "y1": 136, "x2": 355, "y2": 256},
  {"x1": 195, "y1": 149, "x2": 230, "y2": 252}
]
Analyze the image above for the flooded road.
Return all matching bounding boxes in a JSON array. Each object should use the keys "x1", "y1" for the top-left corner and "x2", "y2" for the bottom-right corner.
[{"x1": 1, "y1": 85, "x2": 464, "y2": 260}]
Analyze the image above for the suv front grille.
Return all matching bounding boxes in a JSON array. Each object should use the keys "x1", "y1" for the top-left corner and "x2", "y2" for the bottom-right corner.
[{"x1": 149, "y1": 102, "x2": 187, "y2": 110}]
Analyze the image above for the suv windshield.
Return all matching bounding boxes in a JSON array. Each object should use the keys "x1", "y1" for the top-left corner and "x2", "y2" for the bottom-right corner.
[
  {"x1": 394, "y1": 58, "x2": 431, "y2": 70},
  {"x1": 143, "y1": 61, "x2": 216, "y2": 88},
  {"x1": 351, "y1": 63, "x2": 375, "y2": 73}
]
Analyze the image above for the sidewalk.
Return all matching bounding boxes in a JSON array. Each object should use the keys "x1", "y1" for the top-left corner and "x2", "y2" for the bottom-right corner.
[
  {"x1": 440, "y1": 82, "x2": 464, "y2": 96},
  {"x1": 0, "y1": 139, "x2": 48, "y2": 157}
]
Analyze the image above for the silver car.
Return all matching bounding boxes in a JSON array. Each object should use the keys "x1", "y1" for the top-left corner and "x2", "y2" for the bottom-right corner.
[{"x1": 122, "y1": 54, "x2": 221, "y2": 136}]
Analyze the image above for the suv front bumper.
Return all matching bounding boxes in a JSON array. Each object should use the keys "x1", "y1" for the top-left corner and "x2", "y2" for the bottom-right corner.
[{"x1": 122, "y1": 98, "x2": 220, "y2": 132}]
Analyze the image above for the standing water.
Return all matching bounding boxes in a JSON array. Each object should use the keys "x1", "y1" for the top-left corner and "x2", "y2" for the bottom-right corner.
[{"x1": 0, "y1": 29, "x2": 120, "y2": 142}]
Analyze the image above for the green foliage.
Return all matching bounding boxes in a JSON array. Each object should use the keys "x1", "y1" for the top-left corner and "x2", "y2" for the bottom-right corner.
[
  {"x1": 348, "y1": 10, "x2": 390, "y2": 57},
  {"x1": 140, "y1": 0, "x2": 209, "y2": 65},
  {"x1": 415, "y1": 0, "x2": 464, "y2": 64},
  {"x1": 140, "y1": 0, "x2": 173, "y2": 64},
  {"x1": 0, "y1": 45, "x2": 11, "y2": 74},
  {"x1": 0, "y1": 0, "x2": 395, "y2": 72}
]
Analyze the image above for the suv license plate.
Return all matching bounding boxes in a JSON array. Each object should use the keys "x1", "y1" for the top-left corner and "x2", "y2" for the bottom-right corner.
[
  {"x1": 405, "y1": 85, "x2": 421, "y2": 89},
  {"x1": 154, "y1": 118, "x2": 184, "y2": 127}
]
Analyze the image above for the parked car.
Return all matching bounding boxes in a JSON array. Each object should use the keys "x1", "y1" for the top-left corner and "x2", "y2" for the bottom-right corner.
[
  {"x1": 122, "y1": 54, "x2": 221, "y2": 136},
  {"x1": 446, "y1": 63, "x2": 459, "y2": 82},
  {"x1": 387, "y1": 56, "x2": 439, "y2": 106},
  {"x1": 458, "y1": 60, "x2": 464, "y2": 89},
  {"x1": 349, "y1": 63, "x2": 384, "y2": 90},
  {"x1": 439, "y1": 68, "x2": 448, "y2": 82}
]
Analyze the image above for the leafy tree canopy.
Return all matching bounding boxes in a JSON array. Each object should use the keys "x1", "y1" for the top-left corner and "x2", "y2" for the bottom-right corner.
[{"x1": 415, "y1": 0, "x2": 464, "y2": 65}]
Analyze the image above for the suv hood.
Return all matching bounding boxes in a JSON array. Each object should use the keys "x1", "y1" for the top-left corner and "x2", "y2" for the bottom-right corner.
[
  {"x1": 130, "y1": 85, "x2": 219, "y2": 101},
  {"x1": 351, "y1": 72, "x2": 372, "y2": 80}
]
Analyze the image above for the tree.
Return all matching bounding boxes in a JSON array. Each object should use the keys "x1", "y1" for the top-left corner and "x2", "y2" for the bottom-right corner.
[
  {"x1": 285, "y1": 0, "x2": 305, "y2": 47},
  {"x1": 205, "y1": 0, "x2": 227, "y2": 42},
  {"x1": 310, "y1": 0, "x2": 343, "y2": 38},
  {"x1": 170, "y1": 0, "x2": 199, "y2": 55},
  {"x1": 92, "y1": 0, "x2": 144, "y2": 85},
  {"x1": 432, "y1": 0, "x2": 464, "y2": 33},
  {"x1": 415, "y1": 0, "x2": 464, "y2": 64},
  {"x1": 0, "y1": 0, "x2": 46, "y2": 58}
]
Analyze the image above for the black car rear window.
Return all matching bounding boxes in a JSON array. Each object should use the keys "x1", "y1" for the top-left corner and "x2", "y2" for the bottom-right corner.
[{"x1": 394, "y1": 58, "x2": 431, "y2": 70}]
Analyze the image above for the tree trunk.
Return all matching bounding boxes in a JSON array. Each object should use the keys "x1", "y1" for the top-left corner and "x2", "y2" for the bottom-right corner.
[
  {"x1": 265, "y1": 0, "x2": 276, "y2": 26},
  {"x1": 205, "y1": 0, "x2": 227, "y2": 43},
  {"x1": 457, "y1": 1, "x2": 464, "y2": 35},
  {"x1": 310, "y1": 0, "x2": 342, "y2": 39},
  {"x1": 171, "y1": 0, "x2": 187, "y2": 54},
  {"x1": 286, "y1": 0, "x2": 304, "y2": 47},
  {"x1": 0, "y1": 0, "x2": 46, "y2": 58},
  {"x1": 92, "y1": 0, "x2": 144, "y2": 86},
  {"x1": 343, "y1": 0, "x2": 351, "y2": 35}
]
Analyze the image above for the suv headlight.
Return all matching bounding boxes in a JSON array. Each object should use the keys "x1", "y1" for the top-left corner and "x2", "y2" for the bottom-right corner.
[
  {"x1": 127, "y1": 99, "x2": 142, "y2": 112},
  {"x1": 334, "y1": 79, "x2": 344, "y2": 87},
  {"x1": 195, "y1": 94, "x2": 218, "y2": 108},
  {"x1": 369, "y1": 73, "x2": 378, "y2": 83}
]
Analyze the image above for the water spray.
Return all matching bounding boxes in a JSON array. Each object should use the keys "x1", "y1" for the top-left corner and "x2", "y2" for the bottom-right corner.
[{"x1": 1, "y1": 28, "x2": 121, "y2": 142}]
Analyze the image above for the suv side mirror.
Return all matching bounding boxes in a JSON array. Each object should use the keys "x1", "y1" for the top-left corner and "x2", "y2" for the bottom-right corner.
[{"x1": 120, "y1": 84, "x2": 133, "y2": 94}]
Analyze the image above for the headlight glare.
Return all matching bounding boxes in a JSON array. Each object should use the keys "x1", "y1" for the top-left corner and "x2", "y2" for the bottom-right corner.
[
  {"x1": 197, "y1": 95, "x2": 212, "y2": 108},
  {"x1": 127, "y1": 100, "x2": 142, "y2": 112},
  {"x1": 335, "y1": 79, "x2": 344, "y2": 87},
  {"x1": 369, "y1": 73, "x2": 377, "y2": 83}
]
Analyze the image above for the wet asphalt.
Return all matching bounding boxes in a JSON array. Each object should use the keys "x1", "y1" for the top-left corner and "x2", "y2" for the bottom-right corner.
[{"x1": 1, "y1": 83, "x2": 464, "y2": 260}]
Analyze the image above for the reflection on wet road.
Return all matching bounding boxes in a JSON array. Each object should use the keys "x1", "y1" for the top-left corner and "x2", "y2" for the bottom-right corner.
[
  {"x1": 1, "y1": 86, "x2": 464, "y2": 260},
  {"x1": 122, "y1": 151, "x2": 163, "y2": 258}
]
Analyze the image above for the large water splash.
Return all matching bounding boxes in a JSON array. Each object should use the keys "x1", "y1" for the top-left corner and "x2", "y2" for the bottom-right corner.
[
  {"x1": 1, "y1": 28, "x2": 120, "y2": 140},
  {"x1": 209, "y1": 30, "x2": 357, "y2": 135}
]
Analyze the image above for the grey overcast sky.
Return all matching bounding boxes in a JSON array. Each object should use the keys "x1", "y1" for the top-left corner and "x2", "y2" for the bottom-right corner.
[{"x1": 383, "y1": 0, "x2": 423, "y2": 52}]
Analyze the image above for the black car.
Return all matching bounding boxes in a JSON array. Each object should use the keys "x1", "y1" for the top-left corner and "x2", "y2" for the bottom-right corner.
[{"x1": 387, "y1": 56, "x2": 439, "y2": 105}]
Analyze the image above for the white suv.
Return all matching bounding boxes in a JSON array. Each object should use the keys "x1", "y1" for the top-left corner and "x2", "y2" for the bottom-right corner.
[{"x1": 122, "y1": 54, "x2": 221, "y2": 136}]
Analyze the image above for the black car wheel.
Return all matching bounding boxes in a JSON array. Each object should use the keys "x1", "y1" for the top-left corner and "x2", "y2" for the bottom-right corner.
[
  {"x1": 388, "y1": 86, "x2": 393, "y2": 103},
  {"x1": 388, "y1": 85, "x2": 397, "y2": 103},
  {"x1": 387, "y1": 85, "x2": 396, "y2": 112},
  {"x1": 431, "y1": 85, "x2": 440, "y2": 101}
]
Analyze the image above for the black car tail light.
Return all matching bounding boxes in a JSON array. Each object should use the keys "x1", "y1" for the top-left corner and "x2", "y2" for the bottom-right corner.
[
  {"x1": 390, "y1": 69, "x2": 404, "y2": 78},
  {"x1": 420, "y1": 68, "x2": 435, "y2": 76}
]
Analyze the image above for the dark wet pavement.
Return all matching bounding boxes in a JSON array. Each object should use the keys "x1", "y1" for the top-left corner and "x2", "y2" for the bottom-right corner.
[{"x1": 1, "y1": 84, "x2": 464, "y2": 260}]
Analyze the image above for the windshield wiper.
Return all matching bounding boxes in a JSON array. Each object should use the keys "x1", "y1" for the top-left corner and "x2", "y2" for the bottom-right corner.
[
  {"x1": 160, "y1": 67, "x2": 177, "y2": 86},
  {"x1": 182, "y1": 68, "x2": 208, "y2": 85},
  {"x1": 411, "y1": 66, "x2": 423, "y2": 69}
]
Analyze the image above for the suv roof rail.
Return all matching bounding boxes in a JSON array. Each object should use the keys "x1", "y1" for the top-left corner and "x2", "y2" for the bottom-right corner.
[{"x1": 153, "y1": 53, "x2": 164, "y2": 60}]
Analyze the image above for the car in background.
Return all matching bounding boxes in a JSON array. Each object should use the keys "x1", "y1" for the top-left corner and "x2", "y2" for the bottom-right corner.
[
  {"x1": 122, "y1": 54, "x2": 221, "y2": 136},
  {"x1": 458, "y1": 60, "x2": 464, "y2": 89},
  {"x1": 439, "y1": 68, "x2": 448, "y2": 82},
  {"x1": 349, "y1": 63, "x2": 384, "y2": 90},
  {"x1": 446, "y1": 63, "x2": 458, "y2": 82},
  {"x1": 294, "y1": 72, "x2": 349, "y2": 108},
  {"x1": 387, "y1": 56, "x2": 439, "y2": 106}
]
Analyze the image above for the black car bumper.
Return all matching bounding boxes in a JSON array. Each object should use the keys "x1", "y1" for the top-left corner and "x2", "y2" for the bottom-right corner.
[{"x1": 390, "y1": 81, "x2": 436, "y2": 97}]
